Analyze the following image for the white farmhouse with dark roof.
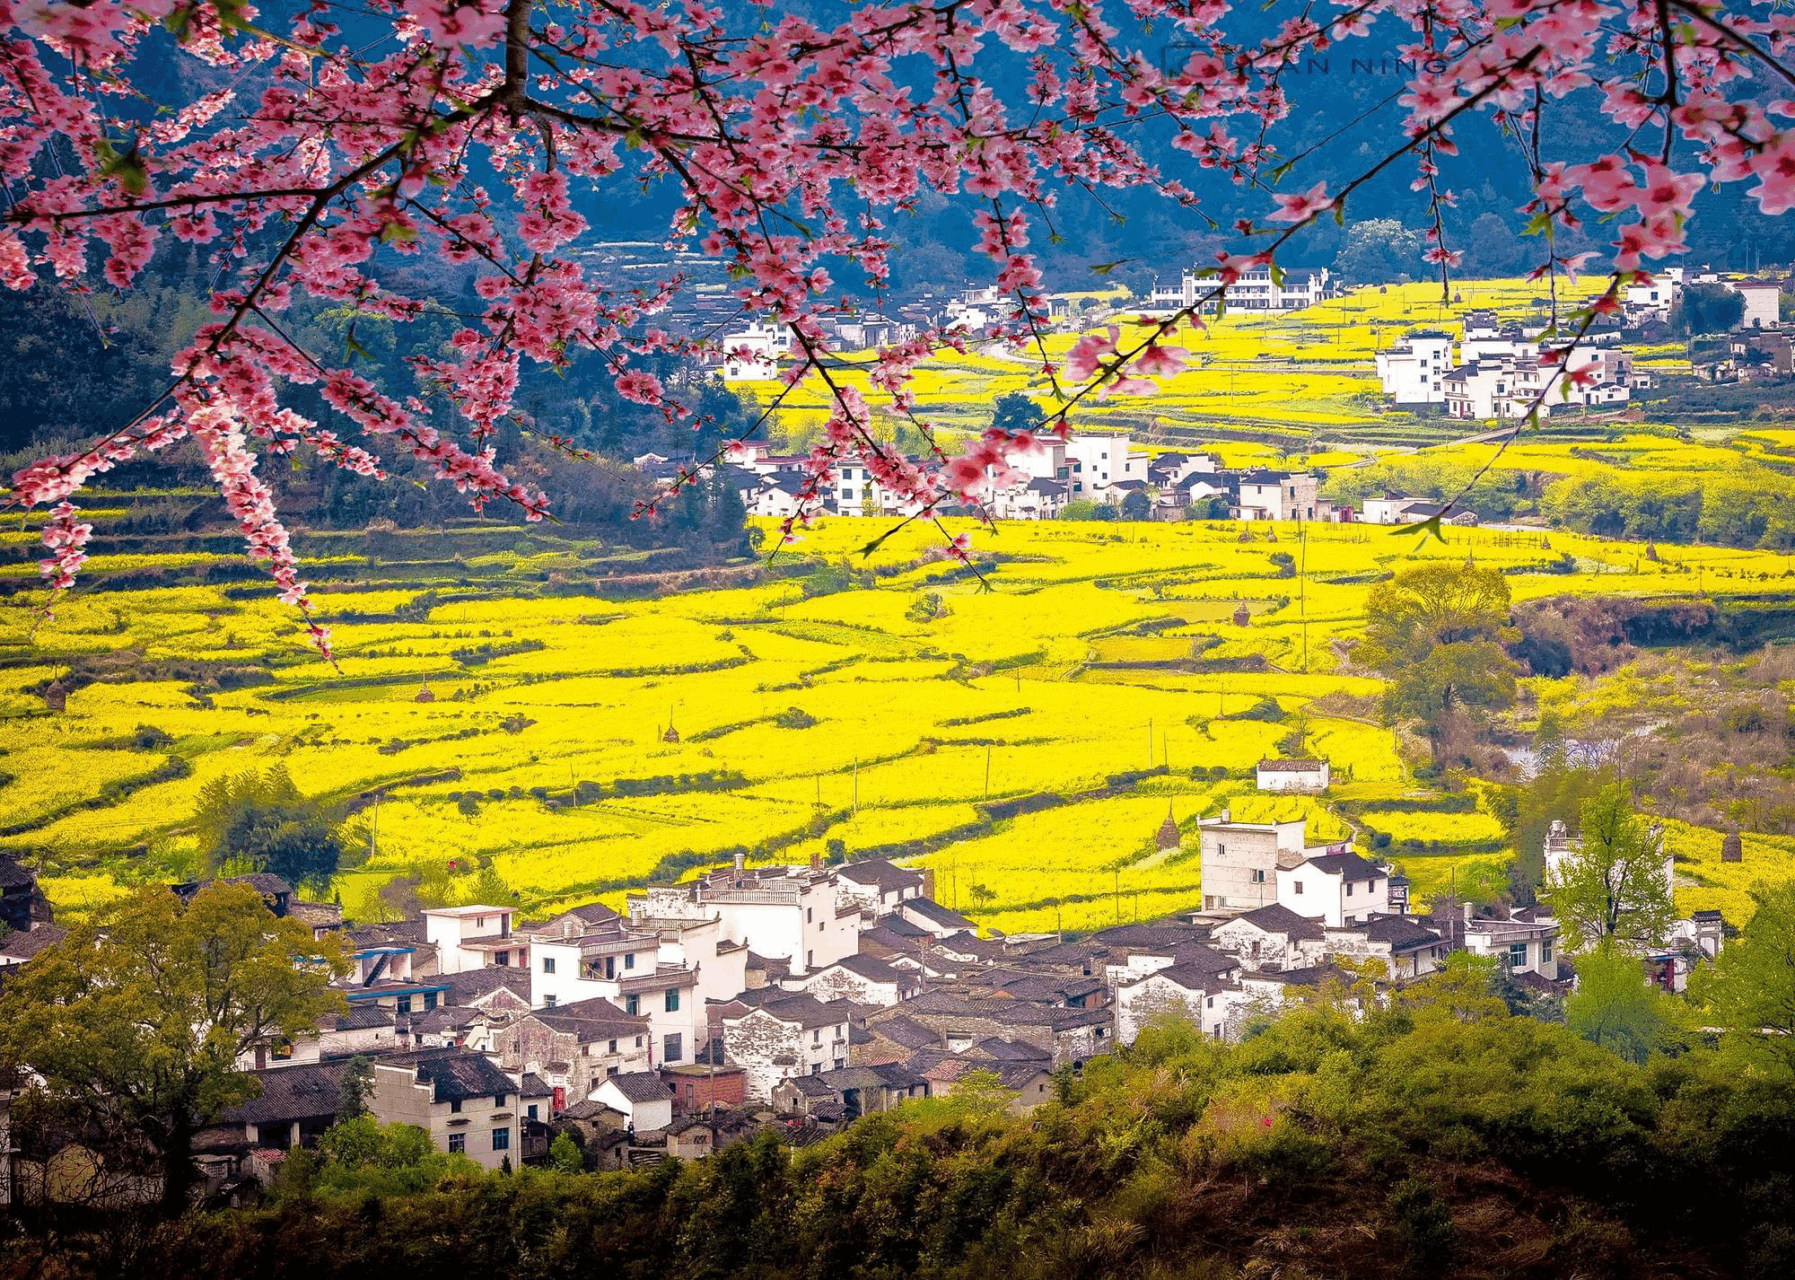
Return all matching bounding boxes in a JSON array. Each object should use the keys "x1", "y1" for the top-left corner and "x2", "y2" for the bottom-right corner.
[
  {"x1": 1276, "y1": 851, "x2": 1391, "y2": 927},
  {"x1": 1254, "y1": 758, "x2": 1330, "y2": 793}
]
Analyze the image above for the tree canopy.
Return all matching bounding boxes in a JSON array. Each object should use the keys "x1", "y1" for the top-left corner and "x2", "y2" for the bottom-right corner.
[
  {"x1": 1359, "y1": 562, "x2": 1518, "y2": 763},
  {"x1": 1545, "y1": 786, "x2": 1677, "y2": 952},
  {"x1": 0, "y1": 882, "x2": 348, "y2": 1212}
]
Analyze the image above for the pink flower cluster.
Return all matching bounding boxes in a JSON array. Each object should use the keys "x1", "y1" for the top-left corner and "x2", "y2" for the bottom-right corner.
[{"x1": 0, "y1": 0, "x2": 1793, "y2": 622}]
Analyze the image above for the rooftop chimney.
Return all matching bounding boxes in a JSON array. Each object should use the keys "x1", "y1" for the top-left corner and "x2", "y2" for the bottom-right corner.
[{"x1": 1463, "y1": 901, "x2": 1474, "y2": 924}]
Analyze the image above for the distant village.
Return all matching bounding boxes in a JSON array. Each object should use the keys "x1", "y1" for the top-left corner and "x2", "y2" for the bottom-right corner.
[
  {"x1": 635, "y1": 261, "x2": 1794, "y2": 527},
  {"x1": 0, "y1": 761, "x2": 1732, "y2": 1202}
]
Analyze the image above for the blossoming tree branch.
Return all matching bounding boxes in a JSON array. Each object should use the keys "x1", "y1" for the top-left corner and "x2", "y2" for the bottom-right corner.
[{"x1": 0, "y1": 0, "x2": 1790, "y2": 654}]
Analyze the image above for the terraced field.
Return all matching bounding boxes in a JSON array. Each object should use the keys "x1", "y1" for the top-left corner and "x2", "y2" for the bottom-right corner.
[{"x1": 3, "y1": 505, "x2": 1788, "y2": 933}]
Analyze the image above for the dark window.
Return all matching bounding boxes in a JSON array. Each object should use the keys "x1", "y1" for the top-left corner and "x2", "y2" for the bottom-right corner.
[
  {"x1": 544, "y1": 994, "x2": 556, "y2": 1008},
  {"x1": 1293, "y1": 882, "x2": 1304, "y2": 894},
  {"x1": 450, "y1": 1098, "x2": 462, "y2": 1114},
  {"x1": 665, "y1": 990, "x2": 680, "y2": 1012},
  {"x1": 492, "y1": 1127, "x2": 510, "y2": 1152},
  {"x1": 527, "y1": 1104, "x2": 538, "y2": 1120},
  {"x1": 396, "y1": 995, "x2": 412, "y2": 1014},
  {"x1": 624, "y1": 953, "x2": 634, "y2": 970},
  {"x1": 664, "y1": 1033, "x2": 682, "y2": 1061},
  {"x1": 494, "y1": 950, "x2": 509, "y2": 966},
  {"x1": 448, "y1": 1133, "x2": 465, "y2": 1154},
  {"x1": 625, "y1": 994, "x2": 639, "y2": 1015},
  {"x1": 542, "y1": 956, "x2": 556, "y2": 974},
  {"x1": 494, "y1": 1093, "x2": 506, "y2": 1108},
  {"x1": 607, "y1": 1038, "x2": 617, "y2": 1054},
  {"x1": 423, "y1": 991, "x2": 437, "y2": 1011}
]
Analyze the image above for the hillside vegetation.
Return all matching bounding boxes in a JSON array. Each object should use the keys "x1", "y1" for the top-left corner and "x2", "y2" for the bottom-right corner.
[{"x1": 21, "y1": 969, "x2": 1792, "y2": 1280}]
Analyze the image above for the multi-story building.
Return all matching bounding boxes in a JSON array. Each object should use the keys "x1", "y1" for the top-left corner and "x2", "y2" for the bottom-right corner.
[
  {"x1": 369, "y1": 1048, "x2": 524, "y2": 1172},
  {"x1": 1374, "y1": 330, "x2": 1454, "y2": 406},
  {"x1": 1148, "y1": 265, "x2": 1336, "y2": 313},
  {"x1": 1234, "y1": 470, "x2": 1321, "y2": 521},
  {"x1": 522, "y1": 904, "x2": 700, "y2": 1067},
  {"x1": 634, "y1": 855, "x2": 858, "y2": 977},
  {"x1": 422, "y1": 904, "x2": 526, "y2": 975},
  {"x1": 1276, "y1": 851, "x2": 1391, "y2": 927},
  {"x1": 1198, "y1": 812, "x2": 1320, "y2": 913}
]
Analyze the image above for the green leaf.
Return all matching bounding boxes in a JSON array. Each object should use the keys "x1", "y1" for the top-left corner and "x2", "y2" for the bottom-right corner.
[
  {"x1": 1394, "y1": 513, "x2": 1447, "y2": 544},
  {"x1": 97, "y1": 141, "x2": 149, "y2": 197},
  {"x1": 1089, "y1": 259, "x2": 1135, "y2": 275}
]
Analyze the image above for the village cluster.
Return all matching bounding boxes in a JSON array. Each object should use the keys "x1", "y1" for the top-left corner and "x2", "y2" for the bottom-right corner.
[
  {"x1": 0, "y1": 758, "x2": 1730, "y2": 1198},
  {"x1": 646, "y1": 439, "x2": 1470, "y2": 528}
]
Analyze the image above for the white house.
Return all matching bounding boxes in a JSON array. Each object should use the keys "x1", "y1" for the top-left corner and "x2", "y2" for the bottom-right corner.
[
  {"x1": 1209, "y1": 903, "x2": 1326, "y2": 972},
  {"x1": 1461, "y1": 906, "x2": 1560, "y2": 980},
  {"x1": 1727, "y1": 279, "x2": 1782, "y2": 328},
  {"x1": 1064, "y1": 433, "x2": 1148, "y2": 501},
  {"x1": 1148, "y1": 265, "x2": 1335, "y2": 314},
  {"x1": 719, "y1": 994, "x2": 855, "y2": 1102},
  {"x1": 1276, "y1": 851, "x2": 1391, "y2": 928},
  {"x1": 1375, "y1": 330, "x2": 1454, "y2": 406},
  {"x1": 1255, "y1": 758, "x2": 1330, "y2": 793},
  {"x1": 834, "y1": 858, "x2": 927, "y2": 913},
  {"x1": 422, "y1": 904, "x2": 525, "y2": 975},
  {"x1": 785, "y1": 953, "x2": 920, "y2": 1007},
  {"x1": 719, "y1": 320, "x2": 791, "y2": 381},
  {"x1": 1320, "y1": 915, "x2": 1446, "y2": 980},
  {"x1": 591, "y1": 1072, "x2": 674, "y2": 1133},
  {"x1": 634, "y1": 856, "x2": 859, "y2": 977},
  {"x1": 1624, "y1": 269, "x2": 1681, "y2": 323},
  {"x1": 1114, "y1": 964, "x2": 1242, "y2": 1043},
  {"x1": 521, "y1": 907, "x2": 700, "y2": 1068},
  {"x1": 1234, "y1": 470, "x2": 1320, "y2": 521}
]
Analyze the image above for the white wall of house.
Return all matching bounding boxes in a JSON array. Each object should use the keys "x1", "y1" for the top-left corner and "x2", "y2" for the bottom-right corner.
[
  {"x1": 591, "y1": 1078, "x2": 674, "y2": 1133},
  {"x1": 1275, "y1": 862, "x2": 1389, "y2": 928},
  {"x1": 422, "y1": 906, "x2": 517, "y2": 975},
  {"x1": 1375, "y1": 332, "x2": 1453, "y2": 404}
]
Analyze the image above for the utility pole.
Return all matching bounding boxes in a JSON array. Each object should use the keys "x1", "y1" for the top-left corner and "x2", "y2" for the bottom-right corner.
[
  {"x1": 1299, "y1": 520, "x2": 1309, "y2": 673},
  {"x1": 1113, "y1": 868, "x2": 1120, "y2": 923},
  {"x1": 1055, "y1": 899, "x2": 1063, "y2": 943},
  {"x1": 1147, "y1": 717, "x2": 1153, "y2": 769},
  {"x1": 852, "y1": 758, "x2": 859, "y2": 815},
  {"x1": 985, "y1": 744, "x2": 992, "y2": 798},
  {"x1": 369, "y1": 791, "x2": 380, "y2": 863}
]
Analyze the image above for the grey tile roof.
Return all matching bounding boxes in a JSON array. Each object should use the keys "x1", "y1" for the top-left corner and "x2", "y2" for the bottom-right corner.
[
  {"x1": 1303, "y1": 851, "x2": 1381, "y2": 881},
  {"x1": 870, "y1": 1014, "x2": 940, "y2": 1050},
  {"x1": 601, "y1": 1071, "x2": 672, "y2": 1104},
  {"x1": 379, "y1": 1048, "x2": 517, "y2": 1103},
  {"x1": 837, "y1": 859, "x2": 925, "y2": 892},
  {"x1": 0, "y1": 924, "x2": 66, "y2": 960},
  {"x1": 220, "y1": 1061, "x2": 349, "y2": 1125},
  {"x1": 531, "y1": 996, "x2": 645, "y2": 1039},
  {"x1": 828, "y1": 953, "x2": 907, "y2": 983},
  {"x1": 441, "y1": 967, "x2": 531, "y2": 1005},
  {"x1": 1227, "y1": 904, "x2": 1326, "y2": 939},
  {"x1": 1353, "y1": 916, "x2": 1441, "y2": 949}
]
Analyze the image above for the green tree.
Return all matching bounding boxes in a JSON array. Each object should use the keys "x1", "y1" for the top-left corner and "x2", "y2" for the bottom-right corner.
[
  {"x1": 990, "y1": 391, "x2": 1044, "y2": 437},
  {"x1": 1671, "y1": 282, "x2": 1745, "y2": 335},
  {"x1": 1060, "y1": 498, "x2": 1100, "y2": 521},
  {"x1": 549, "y1": 1131, "x2": 584, "y2": 1174},
  {"x1": 1359, "y1": 562, "x2": 1518, "y2": 763},
  {"x1": 466, "y1": 864, "x2": 514, "y2": 906},
  {"x1": 1333, "y1": 218, "x2": 1427, "y2": 283},
  {"x1": 336, "y1": 1053, "x2": 374, "y2": 1123},
  {"x1": 1692, "y1": 881, "x2": 1795, "y2": 1076},
  {"x1": 1565, "y1": 940, "x2": 1684, "y2": 1064},
  {"x1": 1121, "y1": 488, "x2": 1152, "y2": 520},
  {"x1": 1546, "y1": 786, "x2": 1676, "y2": 951},
  {"x1": 0, "y1": 883, "x2": 348, "y2": 1212},
  {"x1": 193, "y1": 765, "x2": 350, "y2": 892}
]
